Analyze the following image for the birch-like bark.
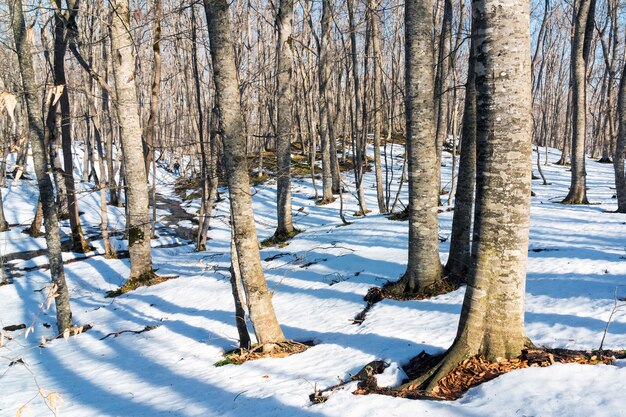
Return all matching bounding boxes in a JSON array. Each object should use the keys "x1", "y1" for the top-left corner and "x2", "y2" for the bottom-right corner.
[
  {"x1": 274, "y1": 0, "x2": 296, "y2": 236},
  {"x1": 204, "y1": 0, "x2": 286, "y2": 348},
  {"x1": 110, "y1": 0, "x2": 154, "y2": 280},
  {"x1": 318, "y1": 0, "x2": 334, "y2": 203},
  {"x1": 417, "y1": 0, "x2": 533, "y2": 392},
  {"x1": 11, "y1": 0, "x2": 73, "y2": 333},
  {"x1": 386, "y1": 0, "x2": 443, "y2": 296}
]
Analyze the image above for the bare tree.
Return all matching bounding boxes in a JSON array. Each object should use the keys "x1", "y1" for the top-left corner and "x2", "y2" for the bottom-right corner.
[
  {"x1": 203, "y1": 0, "x2": 286, "y2": 350},
  {"x1": 445, "y1": 21, "x2": 476, "y2": 279},
  {"x1": 272, "y1": 0, "x2": 297, "y2": 240},
  {"x1": 385, "y1": 0, "x2": 443, "y2": 297},
  {"x1": 562, "y1": 0, "x2": 596, "y2": 204},
  {"x1": 110, "y1": 0, "x2": 155, "y2": 282},
  {"x1": 10, "y1": 0, "x2": 73, "y2": 333},
  {"x1": 405, "y1": 0, "x2": 534, "y2": 392},
  {"x1": 614, "y1": 51, "x2": 626, "y2": 212}
]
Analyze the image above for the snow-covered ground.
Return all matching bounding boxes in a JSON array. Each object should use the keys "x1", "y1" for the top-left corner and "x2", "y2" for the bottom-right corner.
[{"x1": 2, "y1": 146, "x2": 626, "y2": 417}]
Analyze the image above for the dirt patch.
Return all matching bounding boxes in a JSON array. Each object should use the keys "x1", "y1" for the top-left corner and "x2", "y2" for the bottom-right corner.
[
  {"x1": 354, "y1": 348, "x2": 626, "y2": 401},
  {"x1": 156, "y1": 194, "x2": 197, "y2": 242}
]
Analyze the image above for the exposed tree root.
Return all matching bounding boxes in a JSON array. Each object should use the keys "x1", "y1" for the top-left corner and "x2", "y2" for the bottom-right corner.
[
  {"x1": 316, "y1": 197, "x2": 336, "y2": 206},
  {"x1": 382, "y1": 274, "x2": 462, "y2": 301},
  {"x1": 387, "y1": 207, "x2": 409, "y2": 221},
  {"x1": 215, "y1": 340, "x2": 313, "y2": 366},
  {"x1": 354, "y1": 347, "x2": 626, "y2": 401},
  {"x1": 261, "y1": 228, "x2": 303, "y2": 247}
]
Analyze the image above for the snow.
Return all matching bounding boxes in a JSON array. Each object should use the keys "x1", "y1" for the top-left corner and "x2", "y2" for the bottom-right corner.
[{"x1": 2, "y1": 146, "x2": 626, "y2": 417}]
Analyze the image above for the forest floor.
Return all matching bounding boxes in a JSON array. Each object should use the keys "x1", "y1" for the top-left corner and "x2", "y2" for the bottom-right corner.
[{"x1": 2, "y1": 146, "x2": 626, "y2": 417}]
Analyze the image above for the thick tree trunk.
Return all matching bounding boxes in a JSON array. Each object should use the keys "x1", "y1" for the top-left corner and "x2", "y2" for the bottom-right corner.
[
  {"x1": 110, "y1": 0, "x2": 154, "y2": 280},
  {"x1": 414, "y1": 0, "x2": 533, "y2": 392},
  {"x1": 203, "y1": 0, "x2": 286, "y2": 349},
  {"x1": 562, "y1": 0, "x2": 595, "y2": 204},
  {"x1": 445, "y1": 27, "x2": 476, "y2": 279},
  {"x1": 386, "y1": 0, "x2": 443, "y2": 296},
  {"x1": 11, "y1": 0, "x2": 73, "y2": 333},
  {"x1": 273, "y1": 0, "x2": 296, "y2": 238}
]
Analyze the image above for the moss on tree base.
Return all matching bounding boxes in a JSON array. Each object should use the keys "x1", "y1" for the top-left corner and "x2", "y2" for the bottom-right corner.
[
  {"x1": 105, "y1": 271, "x2": 176, "y2": 297},
  {"x1": 261, "y1": 228, "x2": 302, "y2": 247},
  {"x1": 382, "y1": 275, "x2": 462, "y2": 301},
  {"x1": 214, "y1": 340, "x2": 313, "y2": 366}
]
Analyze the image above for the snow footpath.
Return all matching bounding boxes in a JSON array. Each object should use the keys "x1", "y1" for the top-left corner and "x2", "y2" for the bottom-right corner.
[{"x1": 1, "y1": 147, "x2": 626, "y2": 416}]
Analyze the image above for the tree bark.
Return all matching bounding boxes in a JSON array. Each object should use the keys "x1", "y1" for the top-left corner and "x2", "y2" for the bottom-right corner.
[
  {"x1": 445, "y1": 24, "x2": 476, "y2": 279},
  {"x1": 369, "y1": 0, "x2": 387, "y2": 214},
  {"x1": 203, "y1": 0, "x2": 286, "y2": 349},
  {"x1": 52, "y1": 0, "x2": 89, "y2": 253},
  {"x1": 562, "y1": 0, "x2": 595, "y2": 204},
  {"x1": 385, "y1": 0, "x2": 443, "y2": 296},
  {"x1": 273, "y1": 0, "x2": 296, "y2": 238},
  {"x1": 614, "y1": 58, "x2": 626, "y2": 212},
  {"x1": 11, "y1": 0, "x2": 73, "y2": 333},
  {"x1": 414, "y1": 0, "x2": 533, "y2": 392},
  {"x1": 0, "y1": 185, "x2": 8, "y2": 231},
  {"x1": 110, "y1": 0, "x2": 155, "y2": 280},
  {"x1": 318, "y1": 0, "x2": 335, "y2": 204}
]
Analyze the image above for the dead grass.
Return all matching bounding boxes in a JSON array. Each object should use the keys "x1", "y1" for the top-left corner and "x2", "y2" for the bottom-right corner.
[
  {"x1": 215, "y1": 340, "x2": 313, "y2": 366},
  {"x1": 354, "y1": 348, "x2": 626, "y2": 400}
]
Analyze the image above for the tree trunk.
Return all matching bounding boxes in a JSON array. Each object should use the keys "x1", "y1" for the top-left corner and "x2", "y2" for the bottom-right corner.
[
  {"x1": 562, "y1": 0, "x2": 595, "y2": 204},
  {"x1": 445, "y1": 26, "x2": 476, "y2": 279},
  {"x1": 347, "y1": 0, "x2": 368, "y2": 214},
  {"x1": 230, "y1": 222, "x2": 252, "y2": 349},
  {"x1": 369, "y1": 0, "x2": 387, "y2": 214},
  {"x1": 110, "y1": 0, "x2": 155, "y2": 281},
  {"x1": 273, "y1": 0, "x2": 296, "y2": 238},
  {"x1": 11, "y1": 0, "x2": 73, "y2": 334},
  {"x1": 614, "y1": 59, "x2": 626, "y2": 212},
  {"x1": 385, "y1": 0, "x2": 443, "y2": 296},
  {"x1": 203, "y1": 0, "x2": 286, "y2": 349},
  {"x1": 317, "y1": 0, "x2": 335, "y2": 204},
  {"x1": 414, "y1": 0, "x2": 533, "y2": 392},
  {"x1": 434, "y1": 0, "x2": 453, "y2": 197},
  {"x1": 0, "y1": 185, "x2": 9, "y2": 231},
  {"x1": 52, "y1": 0, "x2": 89, "y2": 253}
]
